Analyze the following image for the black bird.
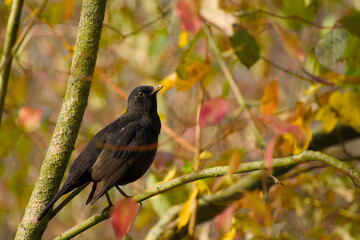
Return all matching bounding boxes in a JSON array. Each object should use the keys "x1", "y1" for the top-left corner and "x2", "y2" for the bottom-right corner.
[{"x1": 39, "y1": 85, "x2": 163, "y2": 220}]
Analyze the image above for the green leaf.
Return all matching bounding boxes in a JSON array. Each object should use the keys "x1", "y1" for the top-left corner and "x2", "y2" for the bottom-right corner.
[
  {"x1": 344, "y1": 33, "x2": 360, "y2": 78},
  {"x1": 282, "y1": 0, "x2": 316, "y2": 31},
  {"x1": 315, "y1": 28, "x2": 348, "y2": 71},
  {"x1": 176, "y1": 31, "x2": 203, "y2": 79},
  {"x1": 229, "y1": 25, "x2": 260, "y2": 68},
  {"x1": 16, "y1": 135, "x2": 32, "y2": 160},
  {"x1": 222, "y1": 80, "x2": 230, "y2": 98},
  {"x1": 0, "y1": 121, "x2": 21, "y2": 159},
  {"x1": 181, "y1": 159, "x2": 195, "y2": 174},
  {"x1": 146, "y1": 174, "x2": 171, "y2": 217},
  {"x1": 339, "y1": 11, "x2": 360, "y2": 38}
]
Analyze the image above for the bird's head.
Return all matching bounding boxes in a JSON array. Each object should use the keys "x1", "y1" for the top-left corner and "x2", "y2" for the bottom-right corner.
[{"x1": 127, "y1": 85, "x2": 163, "y2": 114}]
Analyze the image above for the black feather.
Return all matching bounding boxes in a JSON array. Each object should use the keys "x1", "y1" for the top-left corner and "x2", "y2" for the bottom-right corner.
[{"x1": 38, "y1": 85, "x2": 162, "y2": 220}]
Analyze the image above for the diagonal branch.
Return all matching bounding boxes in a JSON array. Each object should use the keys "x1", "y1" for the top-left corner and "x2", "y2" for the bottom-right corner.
[
  {"x1": 52, "y1": 149, "x2": 360, "y2": 240},
  {"x1": 14, "y1": 0, "x2": 107, "y2": 239},
  {"x1": 0, "y1": 0, "x2": 25, "y2": 123}
]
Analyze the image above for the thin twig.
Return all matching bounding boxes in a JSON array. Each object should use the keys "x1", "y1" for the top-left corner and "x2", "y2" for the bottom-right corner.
[
  {"x1": 205, "y1": 26, "x2": 266, "y2": 149},
  {"x1": 107, "y1": 0, "x2": 175, "y2": 42},
  {"x1": 234, "y1": 9, "x2": 335, "y2": 29},
  {"x1": 261, "y1": 56, "x2": 312, "y2": 82}
]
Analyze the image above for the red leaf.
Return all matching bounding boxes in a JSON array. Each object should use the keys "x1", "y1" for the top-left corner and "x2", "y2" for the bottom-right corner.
[
  {"x1": 176, "y1": 0, "x2": 203, "y2": 34},
  {"x1": 200, "y1": 97, "x2": 228, "y2": 127},
  {"x1": 214, "y1": 203, "x2": 235, "y2": 234},
  {"x1": 265, "y1": 136, "x2": 279, "y2": 171},
  {"x1": 111, "y1": 199, "x2": 138, "y2": 239},
  {"x1": 266, "y1": 116, "x2": 305, "y2": 142},
  {"x1": 17, "y1": 106, "x2": 44, "y2": 132}
]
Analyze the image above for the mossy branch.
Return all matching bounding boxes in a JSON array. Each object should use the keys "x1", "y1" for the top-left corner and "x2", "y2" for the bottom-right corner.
[
  {"x1": 52, "y1": 150, "x2": 360, "y2": 240},
  {"x1": 146, "y1": 150, "x2": 360, "y2": 239},
  {"x1": 14, "y1": 0, "x2": 107, "y2": 239},
  {"x1": 0, "y1": 0, "x2": 24, "y2": 124}
]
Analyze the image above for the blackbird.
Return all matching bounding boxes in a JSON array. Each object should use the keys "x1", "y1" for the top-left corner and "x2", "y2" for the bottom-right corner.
[{"x1": 39, "y1": 85, "x2": 163, "y2": 220}]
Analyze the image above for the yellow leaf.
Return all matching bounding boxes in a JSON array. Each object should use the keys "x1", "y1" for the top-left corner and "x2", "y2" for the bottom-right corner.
[
  {"x1": 273, "y1": 23, "x2": 305, "y2": 62},
  {"x1": 158, "y1": 112, "x2": 166, "y2": 121},
  {"x1": 328, "y1": 91, "x2": 342, "y2": 109},
  {"x1": 160, "y1": 59, "x2": 211, "y2": 94},
  {"x1": 5, "y1": 0, "x2": 12, "y2": 6},
  {"x1": 199, "y1": 150, "x2": 212, "y2": 160},
  {"x1": 158, "y1": 167, "x2": 177, "y2": 184},
  {"x1": 322, "y1": 71, "x2": 347, "y2": 84},
  {"x1": 178, "y1": 31, "x2": 189, "y2": 48},
  {"x1": 282, "y1": 132, "x2": 304, "y2": 155},
  {"x1": 177, "y1": 187, "x2": 198, "y2": 230},
  {"x1": 196, "y1": 180, "x2": 211, "y2": 194},
  {"x1": 305, "y1": 83, "x2": 322, "y2": 96},
  {"x1": 315, "y1": 105, "x2": 338, "y2": 132},
  {"x1": 160, "y1": 72, "x2": 178, "y2": 94},
  {"x1": 329, "y1": 91, "x2": 360, "y2": 132},
  {"x1": 261, "y1": 80, "x2": 278, "y2": 116},
  {"x1": 279, "y1": 102, "x2": 313, "y2": 155},
  {"x1": 221, "y1": 226, "x2": 236, "y2": 240}
]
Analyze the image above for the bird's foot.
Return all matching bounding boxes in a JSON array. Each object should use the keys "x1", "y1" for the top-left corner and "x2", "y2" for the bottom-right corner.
[
  {"x1": 102, "y1": 193, "x2": 114, "y2": 216},
  {"x1": 102, "y1": 204, "x2": 113, "y2": 216}
]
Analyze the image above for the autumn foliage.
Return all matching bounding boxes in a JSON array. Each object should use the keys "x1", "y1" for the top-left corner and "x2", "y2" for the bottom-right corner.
[{"x1": 1, "y1": 0, "x2": 360, "y2": 239}]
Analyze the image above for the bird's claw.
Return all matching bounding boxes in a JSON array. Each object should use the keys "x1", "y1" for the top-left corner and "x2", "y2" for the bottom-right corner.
[{"x1": 102, "y1": 203, "x2": 113, "y2": 216}]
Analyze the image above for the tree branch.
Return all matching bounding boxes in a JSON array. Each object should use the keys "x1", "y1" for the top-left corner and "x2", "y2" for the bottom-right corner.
[
  {"x1": 53, "y1": 148, "x2": 360, "y2": 239},
  {"x1": 14, "y1": 0, "x2": 107, "y2": 239},
  {"x1": 147, "y1": 125, "x2": 360, "y2": 239},
  {"x1": 0, "y1": 0, "x2": 24, "y2": 124},
  {"x1": 147, "y1": 150, "x2": 360, "y2": 239}
]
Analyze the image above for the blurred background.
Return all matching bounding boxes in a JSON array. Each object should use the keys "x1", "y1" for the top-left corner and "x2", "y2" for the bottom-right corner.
[{"x1": 1, "y1": 0, "x2": 360, "y2": 239}]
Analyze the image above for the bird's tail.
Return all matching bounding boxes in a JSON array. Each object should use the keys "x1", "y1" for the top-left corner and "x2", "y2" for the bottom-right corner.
[
  {"x1": 38, "y1": 183, "x2": 73, "y2": 221},
  {"x1": 89, "y1": 181, "x2": 109, "y2": 205},
  {"x1": 86, "y1": 182, "x2": 97, "y2": 205}
]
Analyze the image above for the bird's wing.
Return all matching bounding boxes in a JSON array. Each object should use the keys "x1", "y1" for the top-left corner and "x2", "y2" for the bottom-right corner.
[
  {"x1": 91, "y1": 121, "x2": 138, "y2": 182},
  {"x1": 89, "y1": 122, "x2": 144, "y2": 204}
]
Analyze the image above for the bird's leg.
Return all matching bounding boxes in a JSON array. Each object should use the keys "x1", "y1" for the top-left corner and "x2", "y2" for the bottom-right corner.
[
  {"x1": 116, "y1": 186, "x2": 142, "y2": 207},
  {"x1": 115, "y1": 186, "x2": 132, "y2": 198},
  {"x1": 106, "y1": 193, "x2": 113, "y2": 206},
  {"x1": 102, "y1": 193, "x2": 114, "y2": 215}
]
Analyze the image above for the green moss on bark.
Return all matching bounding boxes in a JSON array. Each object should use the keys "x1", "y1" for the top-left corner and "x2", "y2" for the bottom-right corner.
[{"x1": 15, "y1": 0, "x2": 107, "y2": 239}]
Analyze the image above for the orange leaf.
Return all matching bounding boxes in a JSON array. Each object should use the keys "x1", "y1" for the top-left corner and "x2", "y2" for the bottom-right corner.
[
  {"x1": 228, "y1": 148, "x2": 244, "y2": 174},
  {"x1": 111, "y1": 199, "x2": 138, "y2": 239},
  {"x1": 273, "y1": 23, "x2": 305, "y2": 62},
  {"x1": 244, "y1": 191, "x2": 273, "y2": 226},
  {"x1": 261, "y1": 80, "x2": 278, "y2": 116},
  {"x1": 279, "y1": 102, "x2": 313, "y2": 154}
]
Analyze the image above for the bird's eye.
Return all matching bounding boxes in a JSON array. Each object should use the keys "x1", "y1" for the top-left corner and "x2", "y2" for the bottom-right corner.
[{"x1": 137, "y1": 91, "x2": 144, "y2": 97}]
